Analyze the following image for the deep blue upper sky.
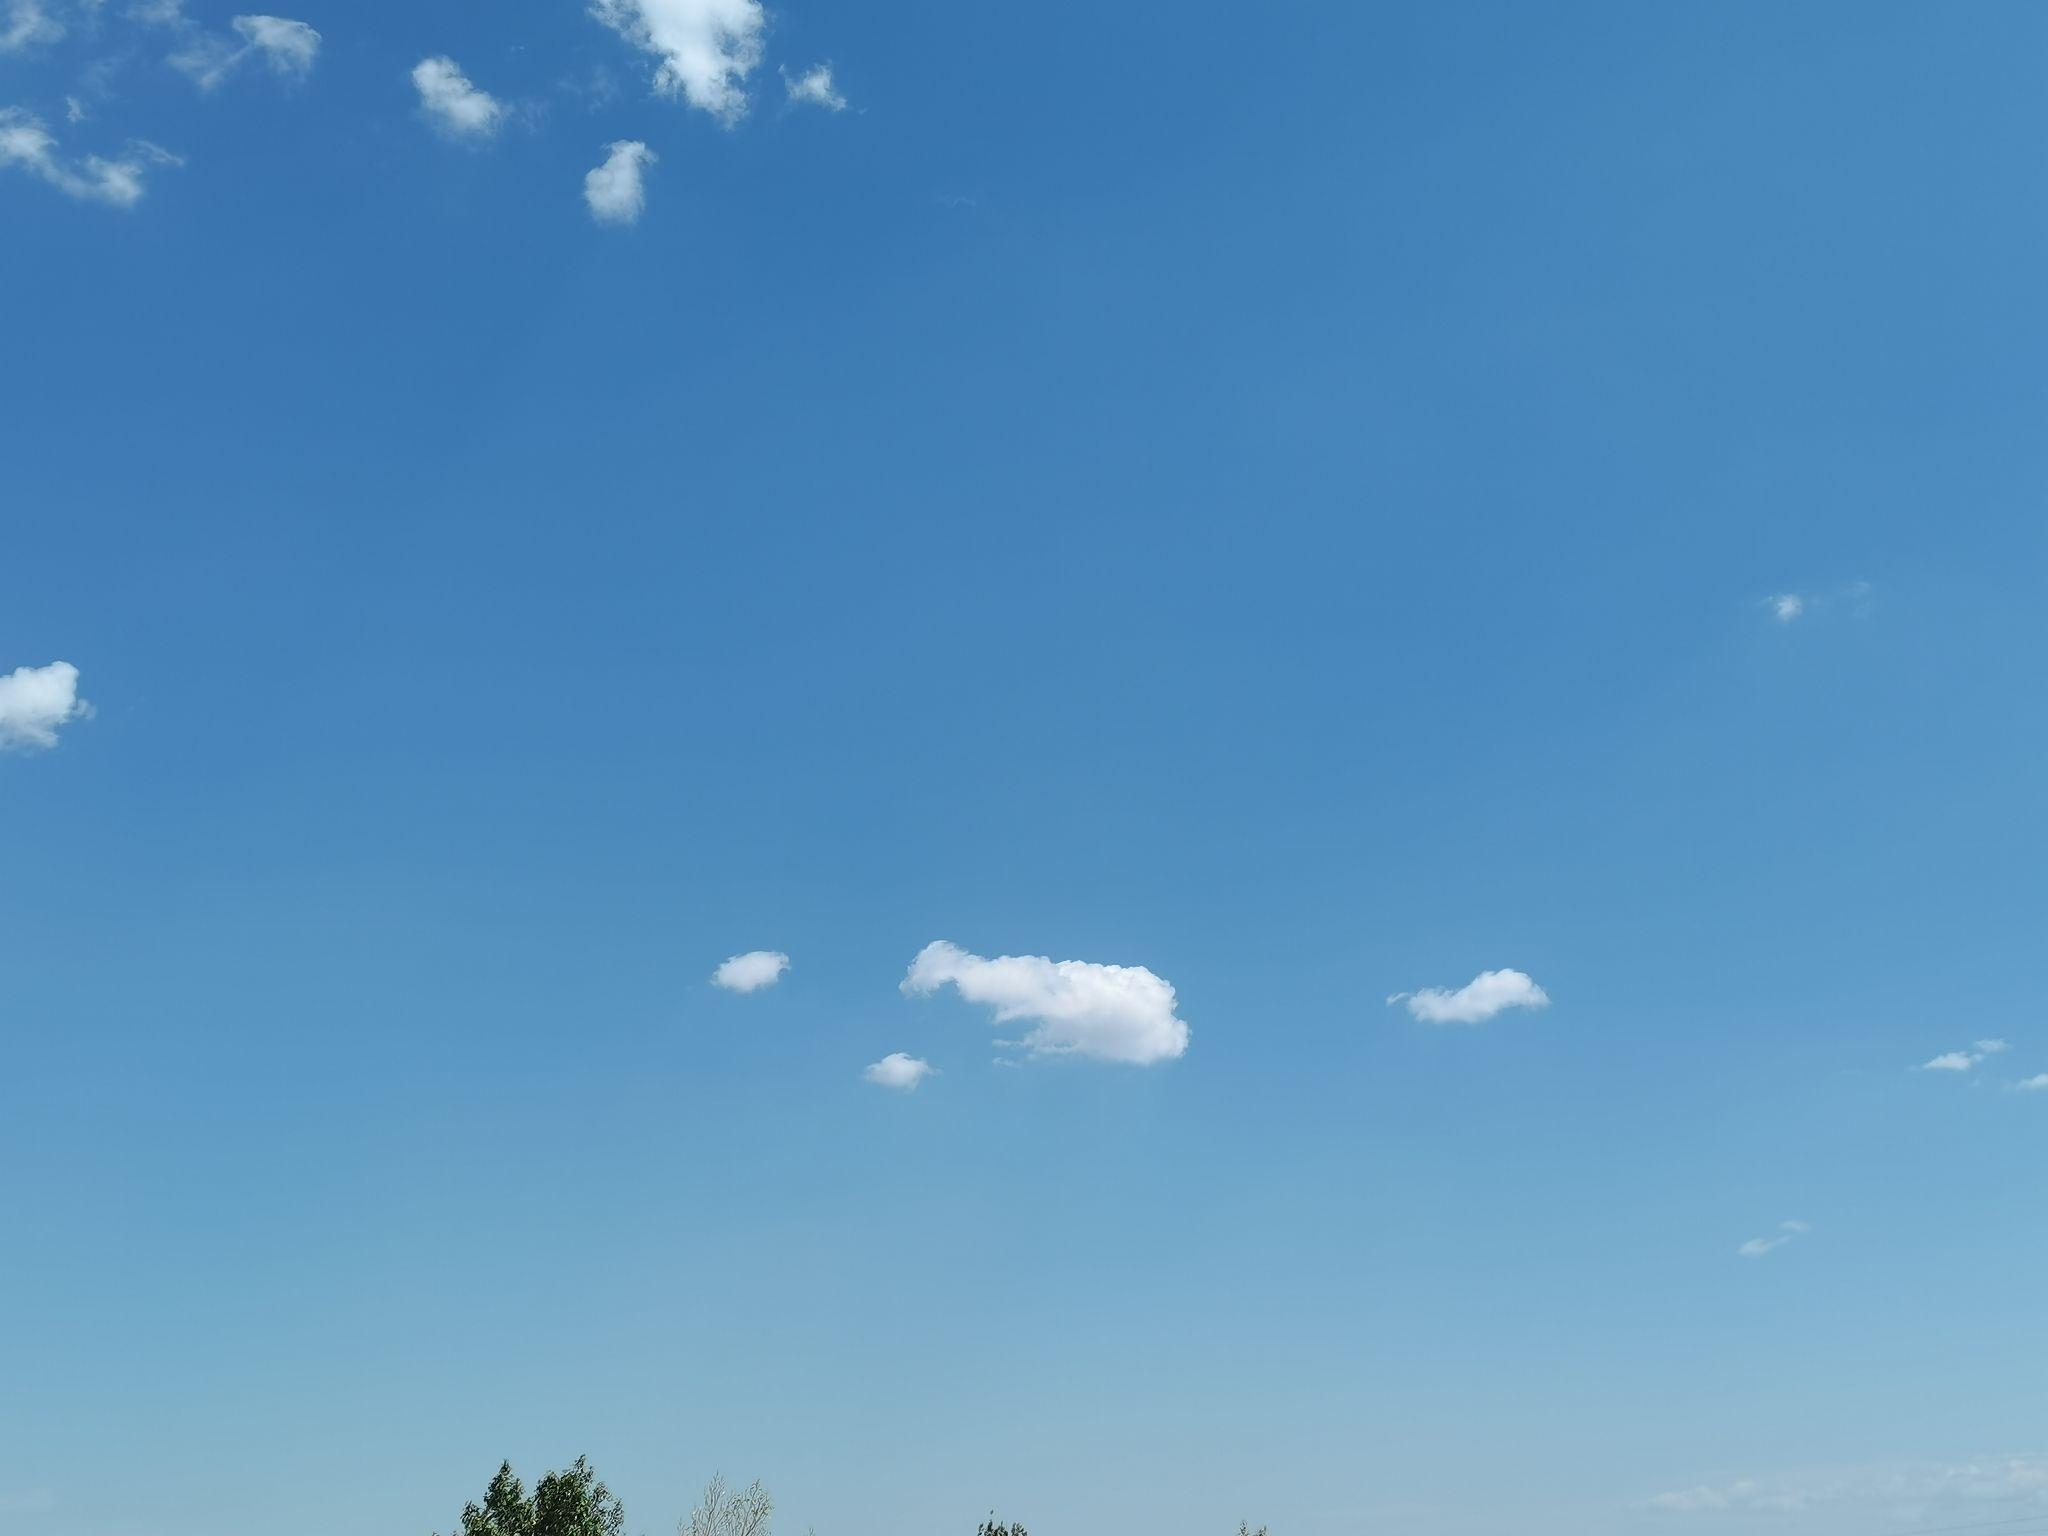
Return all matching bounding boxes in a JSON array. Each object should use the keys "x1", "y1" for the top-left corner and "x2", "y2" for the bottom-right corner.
[{"x1": 4, "y1": 4, "x2": 2047, "y2": 1535}]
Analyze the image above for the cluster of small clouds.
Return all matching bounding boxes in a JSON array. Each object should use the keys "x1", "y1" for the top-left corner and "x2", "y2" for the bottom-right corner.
[
  {"x1": 1736, "y1": 1218, "x2": 1810, "y2": 1260},
  {"x1": 2, "y1": 2, "x2": 315, "y2": 205},
  {"x1": 706, "y1": 939, "x2": 1191, "y2": 1091},
  {"x1": 2, "y1": 0, "x2": 845, "y2": 219},
  {"x1": 418, "y1": 2, "x2": 844, "y2": 226},
  {"x1": 1648, "y1": 1452, "x2": 2048, "y2": 1518},
  {"x1": 1763, "y1": 579, "x2": 1875, "y2": 624},
  {"x1": 0, "y1": 660, "x2": 92, "y2": 749},
  {"x1": 1916, "y1": 1036, "x2": 2046, "y2": 1091}
]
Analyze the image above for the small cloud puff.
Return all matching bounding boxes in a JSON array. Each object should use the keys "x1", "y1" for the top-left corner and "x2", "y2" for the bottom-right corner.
[
  {"x1": 2016, "y1": 1074, "x2": 2048, "y2": 1093},
  {"x1": 1738, "y1": 1218, "x2": 1810, "y2": 1259},
  {"x1": 711, "y1": 950, "x2": 789, "y2": 993},
  {"x1": 1388, "y1": 968, "x2": 1550, "y2": 1026},
  {"x1": 782, "y1": 63, "x2": 846, "y2": 111},
  {"x1": 412, "y1": 55, "x2": 507, "y2": 139},
  {"x1": 862, "y1": 1052, "x2": 934, "y2": 1091},
  {"x1": 583, "y1": 139, "x2": 654, "y2": 224},
  {"x1": 1919, "y1": 1039, "x2": 2007, "y2": 1073},
  {"x1": 0, "y1": 660, "x2": 93, "y2": 749},
  {"x1": 1762, "y1": 580, "x2": 1874, "y2": 625}
]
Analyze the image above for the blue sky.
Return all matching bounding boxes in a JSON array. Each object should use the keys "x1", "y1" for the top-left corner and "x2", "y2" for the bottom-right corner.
[{"x1": 4, "y1": 2, "x2": 2048, "y2": 1533}]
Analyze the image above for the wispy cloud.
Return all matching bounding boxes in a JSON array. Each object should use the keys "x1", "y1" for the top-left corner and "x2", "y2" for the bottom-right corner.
[
  {"x1": 411, "y1": 55, "x2": 507, "y2": 139},
  {"x1": 0, "y1": 0, "x2": 62, "y2": 53},
  {"x1": 583, "y1": 138, "x2": 653, "y2": 224},
  {"x1": 0, "y1": 109, "x2": 178, "y2": 206},
  {"x1": 1388, "y1": 968, "x2": 1550, "y2": 1026},
  {"x1": 592, "y1": 0, "x2": 764, "y2": 125},
  {"x1": 903, "y1": 940, "x2": 1190, "y2": 1065},
  {"x1": 2016, "y1": 1073, "x2": 2048, "y2": 1093},
  {"x1": 1648, "y1": 1452, "x2": 2048, "y2": 1519},
  {"x1": 1761, "y1": 579, "x2": 1874, "y2": 625},
  {"x1": 711, "y1": 950, "x2": 789, "y2": 993},
  {"x1": 1737, "y1": 1218, "x2": 1810, "y2": 1259},
  {"x1": 862, "y1": 1052, "x2": 934, "y2": 1091},
  {"x1": 781, "y1": 62, "x2": 845, "y2": 111},
  {"x1": 0, "y1": 659, "x2": 93, "y2": 749},
  {"x1": 171, "y1": 13, "x2": 320, "y2": 91}
]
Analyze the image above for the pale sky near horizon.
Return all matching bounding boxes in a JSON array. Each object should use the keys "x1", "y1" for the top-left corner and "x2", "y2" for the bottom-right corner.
[{"x1": 4, "y1": 3, "x2": 2047, "y2": 1535}]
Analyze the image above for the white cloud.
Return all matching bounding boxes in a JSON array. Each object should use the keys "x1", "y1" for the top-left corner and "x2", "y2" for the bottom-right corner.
[
  {"x1": 171, "y1": 13, "x2": 320, "y2": 90},
  {"x1": 411, "y1": 55, "x2": 507, "y2": 139},
  {"x1": 0, "y1": 660, "x2": 93, "y2": 750},
  {"x1": 0, "y1": 0, "x2": 61, "y2": 53},
  {"x1": 1388, "y1": 968, "x2": 1549, "y2": 1026},
  {"x1": 711, "y1": 949, "x2": 789, "y2": 993},
  {"x1": 0, "y1": 110, "x2": 178, "y2": 207},
  {"x1": 1762, "y1": 580, "x2": 1875, "y2": 626},
  {"x1": 583, "y1": 138, "x2": 653, "y2": 224},
  {"x1": 1920, "y1": 1038, "x2": 2008, "y2": 1073},
  {"x1": 233, "y1": 15, "x2": 318, "y2": 74},
  {"x1": 1737, "y1": 1218, "x2": 1810, "y2": 1259},
  {"x1": 901, "y1": 940, "x2": 1190, "y2": 1065},
  {"x1": 2017, "y1": 1074, "x2": 2048, "y2": 1093},
  {"x1": 782, "y1": 63, "x2": 845, "y2": 111},
  {"x1": 862, "y1": 1052, "x2": 934, "y2": 1091},
  {"x1": 592, "y1": 0, "x2": 764, "y2": 124},
  {"x1": 1647, "y1": 1453, "x2": 2048, "y2": 1519}
]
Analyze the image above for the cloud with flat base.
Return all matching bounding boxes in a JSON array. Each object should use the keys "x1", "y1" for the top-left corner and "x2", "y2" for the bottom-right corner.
[
  {"x1": 711, "y1": 950, "x2": 789, "y2": 993},
  {"x1": 1388, "y1": 968, "x2": 1549, "y2": 1026},
  {"x1": 902, "y1": 940, "x2": 1190, "y2": 1065}
]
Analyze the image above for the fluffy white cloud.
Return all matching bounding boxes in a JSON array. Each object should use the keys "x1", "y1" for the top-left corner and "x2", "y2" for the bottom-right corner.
[
  {"x1": 782, "y1": 63, "x2": 845, "y2": 111},
  {"x1": 2017, "y1": 1074, "x2": 2048, "y2": 1093},
  {"x1": 0, "y1": 0, "x2": 61, "y2": 53},
  {"x1": 862, "y1": 1052, "x2": 934, "y2": 1091},
  {"x1": 1767, "y1": 593, "x2": 1804, "y2": 622},
  {"x1": 1920, "y1": 1039, "x2": 2008, "y2": 1072},
  {"x1": 1388, "y1": 968, "x2": 1549, "y2": 1026},
  {"x1": 411, "y1": 56, "x2": 507, "y2": 139},
  {"x1": 171, "y1": 13, "x2": 320, "y2": 90},
  {"x1": 901, "y1": 940, "x2": 1190, "y2": 1065},
  {"x1": 711, "y1": 949, "x2": 789, "y2": 993},
  {"x1": 0, "y1": 110, "x2": 177, "y2": 206},
  {"x1": 0, "y1": 660, "x2": 92, "y2": 750},
  {"x1": 1737, "y1": 1218, "x2": 1810, "y2": 1260},
  {"x1": 592, "y1": 0, "x2": 764, "y2": 124},
  {"x1": 583, "y1": 139, "x2": 653, "y2": 224}
]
